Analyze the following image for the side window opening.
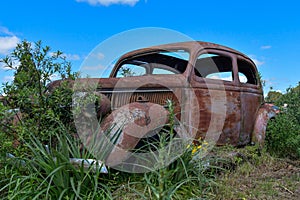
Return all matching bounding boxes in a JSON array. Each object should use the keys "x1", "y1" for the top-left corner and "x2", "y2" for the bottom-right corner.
[
  {"x1": 237, "y1": 59, "x2": 257, "y2": 85},
  {"x1": 195, "y1": 53, "x2": 233, "y2": 82}
]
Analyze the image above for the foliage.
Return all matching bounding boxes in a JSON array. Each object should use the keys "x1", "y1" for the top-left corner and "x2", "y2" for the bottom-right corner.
[
  {"x1": 0, "y1": 103, "x2": 19, "y2": 157},
  {"x1": 0, "y1": 40, "x2": 78, "y2": 152},
  {"x1": 118, "y1": 66, "x2": 136, "y2": 77},
  {"x1": 265, "y1": 90, "x2": 283, "y2": 103},
  {"x1": 0, "y1": 130, "x2": 112, "y2": 199},
  {"x1": 258, "y1": 71, "x2": 266, "y2": 88},
  {"x1": 266, "y1": 82, "x2": 300, "y2": 159}
]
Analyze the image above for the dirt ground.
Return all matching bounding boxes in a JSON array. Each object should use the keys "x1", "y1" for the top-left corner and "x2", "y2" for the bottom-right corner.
[{"x1": 214, "y1": 149, "x2": 300, "y2": 200}]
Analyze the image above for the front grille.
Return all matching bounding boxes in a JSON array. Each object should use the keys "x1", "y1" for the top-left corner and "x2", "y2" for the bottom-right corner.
[{"x1": 101, "y1": 90, "x2": 178, "y2": 110}]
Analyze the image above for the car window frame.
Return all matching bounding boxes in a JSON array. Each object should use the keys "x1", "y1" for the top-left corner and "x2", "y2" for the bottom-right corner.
[
  {"x1": 111, "y1": 48, "x2": 191, "y2": 78},
  {"x1": 236, "y1": 55, "x2": 259, "y2": 86},
  {"x1": 191, "y1": 49, "x2": 238, "y2": 86}
]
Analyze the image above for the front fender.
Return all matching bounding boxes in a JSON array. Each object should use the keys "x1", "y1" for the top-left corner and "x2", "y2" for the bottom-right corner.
[
  {"x1": 252, "y1": 103, "x2": 277, "y2": 146},
  {"x1": 100, "y1": 102, "x2": 169, "y2": 166}
]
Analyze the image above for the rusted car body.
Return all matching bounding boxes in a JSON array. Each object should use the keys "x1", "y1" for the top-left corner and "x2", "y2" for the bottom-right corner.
[{"x1": 51, "y1": 41, "x2": 276, "y2": 156}]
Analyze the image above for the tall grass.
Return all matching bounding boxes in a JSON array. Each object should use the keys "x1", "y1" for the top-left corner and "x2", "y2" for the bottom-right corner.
[
  {"x1": 0, "y1": 126, "x2": 217, "y2": 199},
  {"x1": 110, "y1": 99, "x2": 217, "y2": 200},
  {"x1": 0, "y1": 100, "x2": 217, "y2": 199},
  {"x1": 0, "y1": 127, "x2": 113, "y2": 200},
  {"x1": 110, "y1": 136, "x2": 216, "y2": 200}
]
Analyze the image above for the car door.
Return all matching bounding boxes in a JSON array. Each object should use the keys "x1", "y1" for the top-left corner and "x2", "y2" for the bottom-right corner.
[
  {"x1": 236, "y1": 56, "x2": 264, "y2": 145},
  {"x1": 190, "y1": 50, "x2": 242, "y2": 145}
]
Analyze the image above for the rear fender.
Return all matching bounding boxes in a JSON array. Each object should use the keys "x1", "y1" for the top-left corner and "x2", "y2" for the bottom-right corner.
[{"x1": 252, "y1": 103, "x2": 277, "y2": 147}]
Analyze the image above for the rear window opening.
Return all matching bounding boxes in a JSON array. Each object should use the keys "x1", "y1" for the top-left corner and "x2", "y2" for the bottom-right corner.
[{"x1": 237, "y1": 59, "x2": 258, "y2": 85}]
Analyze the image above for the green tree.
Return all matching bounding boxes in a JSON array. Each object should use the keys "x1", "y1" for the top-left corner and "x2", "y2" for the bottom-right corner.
[
  {"x1": 265, "y1": 90, "x2": 283, "y2": 103},
  {"x1": 2, "y1": 41, "x2": 76, "y2": 111},
  {"x1": 0, "y1": 40, "x2": 78, "y2": 148}
]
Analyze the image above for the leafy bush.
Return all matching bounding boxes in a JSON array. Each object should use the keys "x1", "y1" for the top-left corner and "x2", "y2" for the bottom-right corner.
[
  {"x1": 0, "y1": 40, "x2": 78, "y2": 156},
  {"x1": 266, "y1": 82, "x2": 300, "y2": 159}
]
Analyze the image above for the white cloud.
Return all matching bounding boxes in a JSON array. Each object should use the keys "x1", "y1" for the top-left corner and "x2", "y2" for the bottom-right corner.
[
  {"x1": 64, "y1": 53, "x2": 81, "y2": 61},
  {"x1": 84, "y1": 52, "x2": 104, "y2": 59},
  {"x1": 0, "y1": 26, "x2": 20, "y2": 55},
  {"x1": 93, "y1": 52, "x2": 105, "y2": 60},
  {"x1": 49, "y1": 73, "x2": 60, "y2": 81},
  {"x1": 50, "y1": 52, "x2": 81, "y2": 61},
  {"x1": 0, "y1": 26, "x2": 14, "y2": 36},
  {"x1": 3, "y1": 75, "x2": 14, "y2": 82},
  {"x1": 83, "y1": 52, "x2": 105, "y2": 61},
  {"x1": 261, "y1": 45, "x2": 272, "y2": 50},
  {"x1": 252, "y1": 58, "x2": 264, "y2": 66},
  {"x1": 0, "y1": 36, "x2": 20, "y2": 55},
  {"x1": 81, "y1": 64, "x2": 106, "y2": 71},
  {"x1": 49, "y1": 52, "x2": 59, "y2": 57},
  {"x1": 264, "y1": 78, "x2": 274, "y2": 85},
  {"x1": 76, "y1": 0, "x2": 139, "y2": 6},
  {"x1": 249, "y1": 55, "x2": 264, "y2": 67}
]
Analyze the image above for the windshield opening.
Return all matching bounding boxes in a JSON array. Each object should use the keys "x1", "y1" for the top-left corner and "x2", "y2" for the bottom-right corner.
[{"x1": 115, "y1": 50, "x2": 190, "y2": 77}]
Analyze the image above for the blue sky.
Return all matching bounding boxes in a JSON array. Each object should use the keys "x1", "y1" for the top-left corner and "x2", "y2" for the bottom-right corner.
[{"x1": 0, "y1": 0, "x2": 299, "y2": 95}]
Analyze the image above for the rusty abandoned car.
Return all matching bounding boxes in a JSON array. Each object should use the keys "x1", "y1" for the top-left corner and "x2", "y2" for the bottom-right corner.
[{"x1": 41, "y1": 41, "x2": 278, "y2": 169}]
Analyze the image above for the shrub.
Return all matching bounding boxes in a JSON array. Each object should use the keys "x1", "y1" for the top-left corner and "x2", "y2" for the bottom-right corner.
[
  {"x1": 265, "y1": 82, "x2": 300, "y2": 159},
  {"x1": 0, "y1": 40, "x2": 78, "y2": 156}
]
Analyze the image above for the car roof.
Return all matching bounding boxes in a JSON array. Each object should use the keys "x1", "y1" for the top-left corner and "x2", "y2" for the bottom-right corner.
[{"x1": 116, "y1": 41, "x2": 253, "y2": 64}]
